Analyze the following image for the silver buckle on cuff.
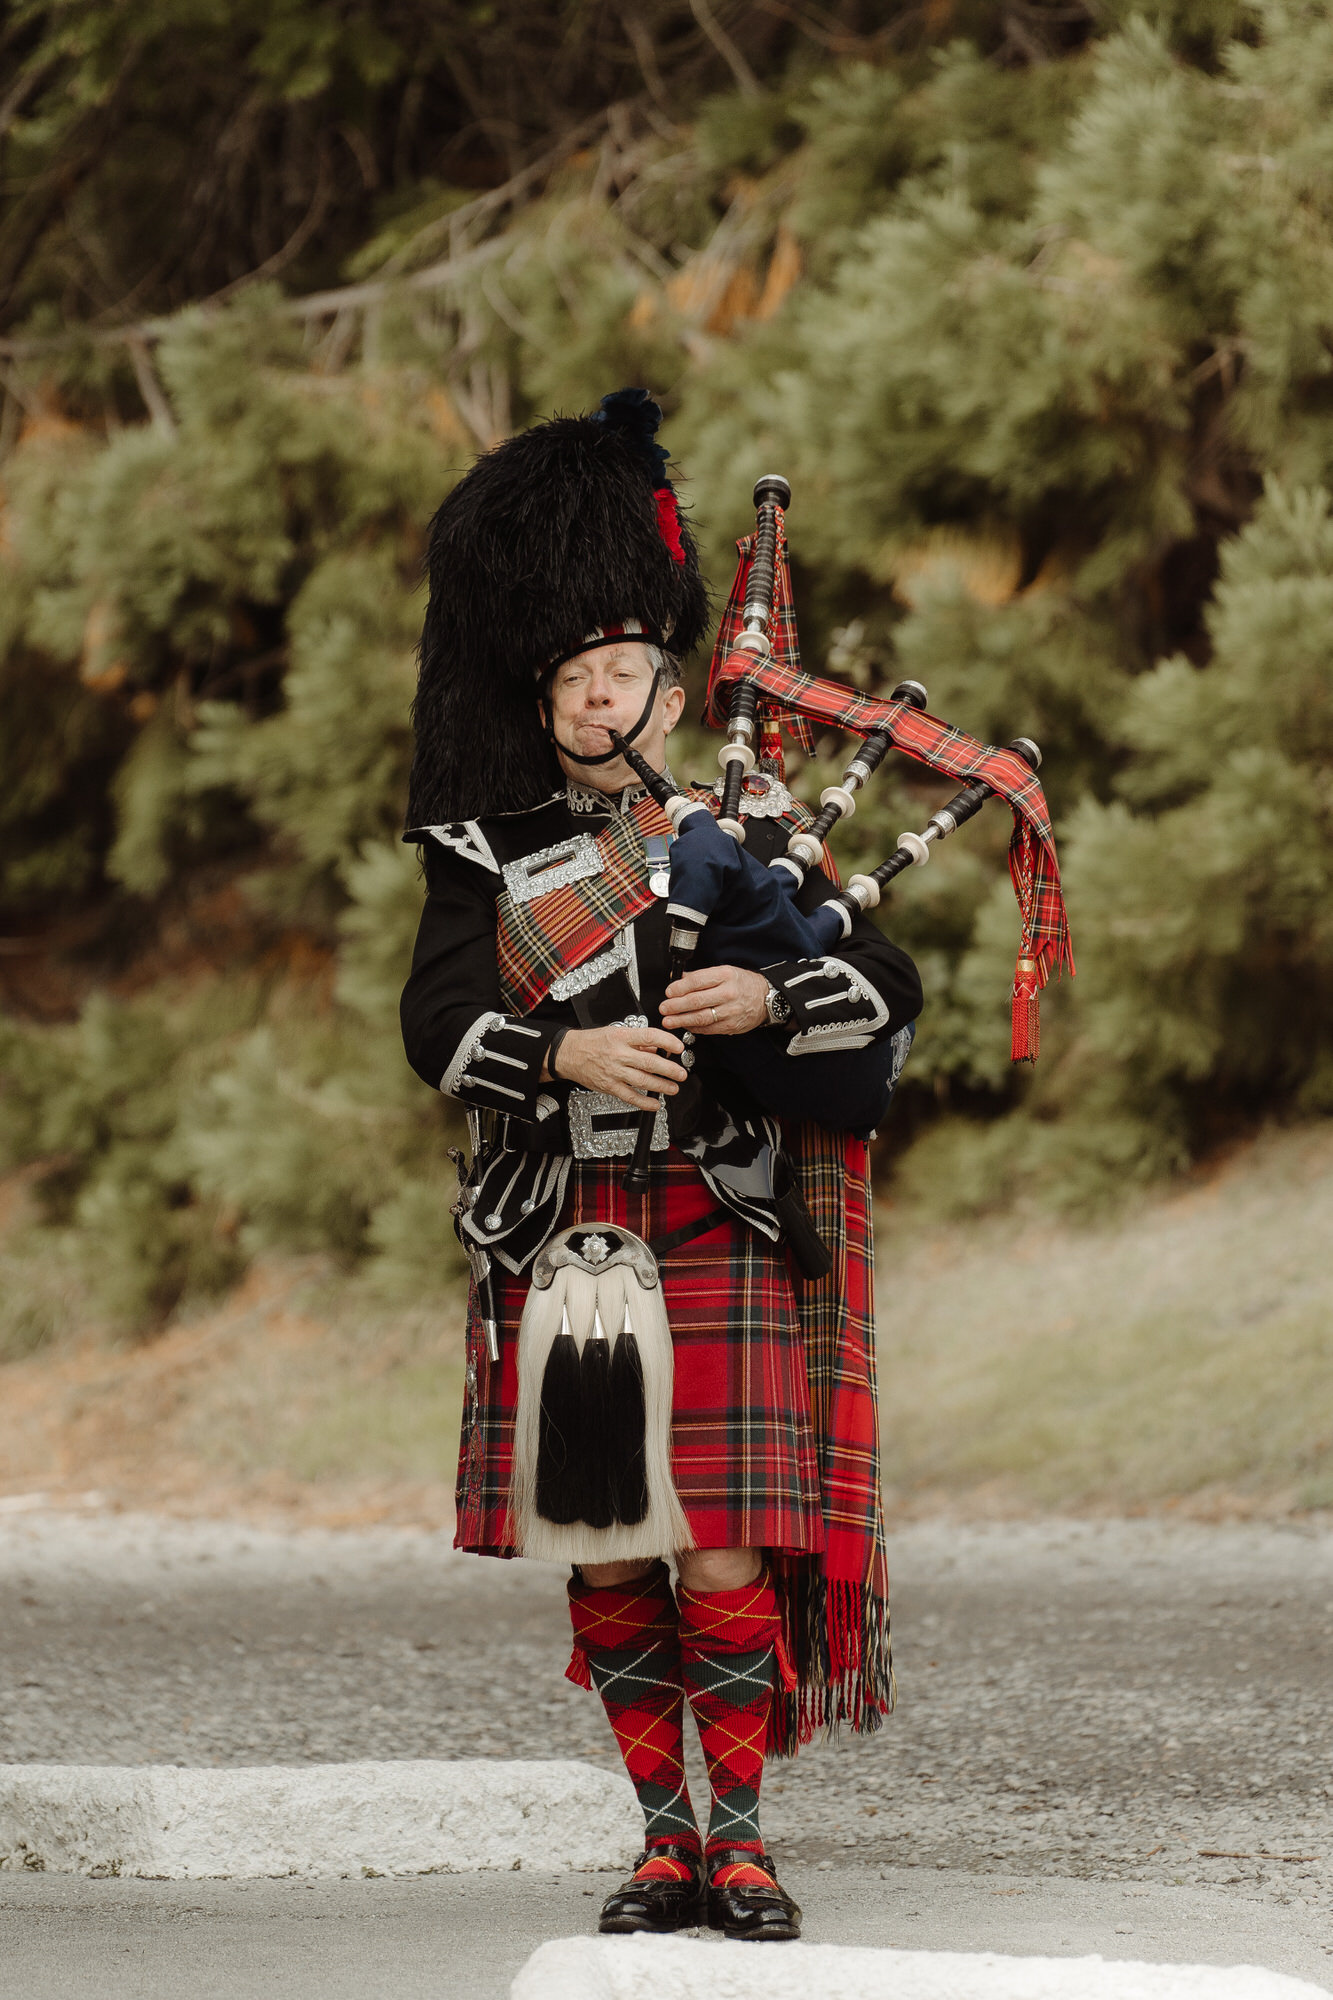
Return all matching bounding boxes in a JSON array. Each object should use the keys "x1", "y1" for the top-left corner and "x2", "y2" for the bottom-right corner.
[{"x1": 568, "y1": 1089, "x2": 669, "y2": 1160}]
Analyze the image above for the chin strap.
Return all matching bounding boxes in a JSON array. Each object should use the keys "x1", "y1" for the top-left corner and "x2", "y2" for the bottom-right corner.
[{"x1": 551, "y1": 667, "x2": 662, "y2": 768}]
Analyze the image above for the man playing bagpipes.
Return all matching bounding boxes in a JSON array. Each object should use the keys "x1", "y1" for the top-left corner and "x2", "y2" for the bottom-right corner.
[{"x1": 399, "y1": 391, "x2": 927, "y2": 1942}]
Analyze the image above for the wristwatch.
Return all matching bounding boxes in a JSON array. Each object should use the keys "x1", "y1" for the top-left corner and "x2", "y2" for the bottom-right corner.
[{"x1": 764, "y1": 982, "x2": 793, "y2": 1027}]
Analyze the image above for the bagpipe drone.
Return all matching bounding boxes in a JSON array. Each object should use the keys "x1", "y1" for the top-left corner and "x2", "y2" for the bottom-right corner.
[{"x1": 616, "y1": 472, "x2": 1076, "y2": 1192}]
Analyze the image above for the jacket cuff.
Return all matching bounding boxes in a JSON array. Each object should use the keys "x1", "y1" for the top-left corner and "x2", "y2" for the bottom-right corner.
[
  {"x1": 440, "y1": 1011, "x2": 556, "y2": 1118},
  {"x1": 763, "y1": 955, "x2": 891, "y2": 1055}
]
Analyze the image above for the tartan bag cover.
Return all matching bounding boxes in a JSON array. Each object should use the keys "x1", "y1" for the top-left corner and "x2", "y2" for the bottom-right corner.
[{"x1": 705, "y1": 522, "x2": 1075, "y2": 1059}]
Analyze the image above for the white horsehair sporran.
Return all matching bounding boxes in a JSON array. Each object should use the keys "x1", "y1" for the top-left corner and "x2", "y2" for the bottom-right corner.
[{"x1": 508, "y1": 1224, "x2": 693, "y2": 1562}]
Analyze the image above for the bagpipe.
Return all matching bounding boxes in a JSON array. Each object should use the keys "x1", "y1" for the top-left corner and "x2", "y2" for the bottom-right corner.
[{"x1": 617, "y1": 474, "x2": 1076, "y2": 1189}]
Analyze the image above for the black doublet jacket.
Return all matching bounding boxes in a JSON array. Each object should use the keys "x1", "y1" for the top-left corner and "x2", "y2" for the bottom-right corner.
[{"x1": 401, "y1": 778, "x2": 923, "y2": 1273}]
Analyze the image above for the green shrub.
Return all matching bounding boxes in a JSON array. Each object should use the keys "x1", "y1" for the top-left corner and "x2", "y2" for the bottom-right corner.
[{"x1": 6, "y1": 5, "x2": 1333, "y2": 1332}]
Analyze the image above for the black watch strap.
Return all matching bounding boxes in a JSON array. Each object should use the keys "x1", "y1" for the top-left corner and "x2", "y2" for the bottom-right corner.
[{"x1": 547, "y1": 1024, "x2": 572, "y2": 1078}]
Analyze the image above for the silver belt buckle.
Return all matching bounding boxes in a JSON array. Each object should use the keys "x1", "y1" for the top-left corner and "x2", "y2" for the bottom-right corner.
[{"x1": 568, "y1": 1089, "x2": 669, "y2": 1160}]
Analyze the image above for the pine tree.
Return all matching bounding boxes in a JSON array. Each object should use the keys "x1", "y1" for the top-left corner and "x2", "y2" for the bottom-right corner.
[{"x1": 4, "y1": 2, "x2": 1333, "y2": 1331}]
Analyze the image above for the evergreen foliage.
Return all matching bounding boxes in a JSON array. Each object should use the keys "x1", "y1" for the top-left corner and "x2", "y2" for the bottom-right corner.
[{"x1": 2, "y1": 1, "x2": 1332, "y2": 1331}]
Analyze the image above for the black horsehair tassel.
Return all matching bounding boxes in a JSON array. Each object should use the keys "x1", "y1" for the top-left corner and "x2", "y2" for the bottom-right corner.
[
  {"x1": 608, "y1": 1302, "x2": 649, "y2": 1525},
  {"x1": 536, "y1": 1306, "x2": 585, "y2": 1525},
  {"x1": 579, "y1": 1307, "x2": 615, "y2": 1529}
]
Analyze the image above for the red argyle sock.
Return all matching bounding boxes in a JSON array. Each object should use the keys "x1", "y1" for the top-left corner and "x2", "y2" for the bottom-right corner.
[
  {"x1": 677, "y1": 1567, "x2": 784, "y2": 1888},
  {"x1": 568, "y1": 1561, "x2": 700, "y2": 1874}
]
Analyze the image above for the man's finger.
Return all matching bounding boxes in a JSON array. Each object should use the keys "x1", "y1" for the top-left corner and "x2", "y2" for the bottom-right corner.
[
  {"x1": 606, "y1": 1082, "x2": 662, "y2": 1111},
  {"x1": 621, "y1": 1059, "x2": 674, "y2": 1084},
  {"x1": 665, "y1": 969, "x2": 729, "y2": 998},
  {"x1": 628, "y1": 1071, "x2": 680, "y2": 1093},
  {"x1": 624, "y1": 1029, "x2": 686, "y2": 1055}
]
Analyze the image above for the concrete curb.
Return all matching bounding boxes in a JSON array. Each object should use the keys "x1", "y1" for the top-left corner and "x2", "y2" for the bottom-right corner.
[
  {"x1": 510, "y1": 1937, "x2": 1333, "y2": 2000},
  {"x1": 0, "y1": 1761, "x2": 639, "y2": 1879}
]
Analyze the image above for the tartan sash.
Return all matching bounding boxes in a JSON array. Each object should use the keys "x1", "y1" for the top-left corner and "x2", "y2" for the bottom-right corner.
[
  {"x1": 704, "y1": 523, "x2": 1075, "y2": 1053},
  {"x1": 496, "y1": 793, "x2": 673, "y2": 1013}
]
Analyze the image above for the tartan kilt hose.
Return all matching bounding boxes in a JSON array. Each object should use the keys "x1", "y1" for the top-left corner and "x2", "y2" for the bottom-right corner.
[{"x1": 455, "y1": 1153, "x2": 825, "y2": 1560}]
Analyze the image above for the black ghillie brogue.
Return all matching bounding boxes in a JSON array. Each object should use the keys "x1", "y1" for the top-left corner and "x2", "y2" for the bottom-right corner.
[
  {"x1": 705, "y1": 1848, "x2": 802, "y2": 1941},
  {"x1": 597, "y1": 1841, "x2": 706, "y2": 1934}
]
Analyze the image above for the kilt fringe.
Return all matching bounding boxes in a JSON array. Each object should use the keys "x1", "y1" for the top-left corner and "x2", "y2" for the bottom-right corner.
[
  {"x1": 769, "y1": 1121, "x2": 895, "y2": 1753},
  {"x1": 768, "y1": 1569, "x2": 895, "y2": 1757}
]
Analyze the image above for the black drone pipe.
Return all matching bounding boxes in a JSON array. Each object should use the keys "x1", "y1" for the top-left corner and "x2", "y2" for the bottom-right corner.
[
  {"x1": 716, "y1": 473, "x2": 791, "y2": 840},
  {"x1": 812, "y1": 737, "x2": 1043, "y2": 941},
  {"x1": 768, "y1": 679, "x2": 929, "y2": 887},
  {"x1": 611, "y1": 738, "x2": 710, "y2": 1194}
]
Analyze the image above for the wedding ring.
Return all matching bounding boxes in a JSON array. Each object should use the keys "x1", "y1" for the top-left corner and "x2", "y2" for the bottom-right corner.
[{"x1": 711, "y1": 1006, "x2": 719, "y2": 1023}]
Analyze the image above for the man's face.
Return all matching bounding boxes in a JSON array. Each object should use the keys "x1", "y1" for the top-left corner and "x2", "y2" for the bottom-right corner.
[{"x1": 545, "y1": 641, "x2": 685, "y2": 792}]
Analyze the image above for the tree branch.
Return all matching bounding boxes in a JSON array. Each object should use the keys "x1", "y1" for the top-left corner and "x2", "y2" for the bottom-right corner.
[
  {"x1": 0, "y1": 104, "x2": 630, "y2": 362},
  {"x1": 687, "y1": 0, "x2": 763, "y2": 99},
  {"x1": 125, "y1": 333, "x2": 176, "y2": 434}
]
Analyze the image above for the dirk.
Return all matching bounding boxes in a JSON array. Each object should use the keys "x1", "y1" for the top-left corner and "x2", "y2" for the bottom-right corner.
[
  {"x1": 471, "y1": 1242, "x2": 500, "y2": 1365},
  {"x1": 459, "y1": 1217, "x2": 499, "y2": 1364}
]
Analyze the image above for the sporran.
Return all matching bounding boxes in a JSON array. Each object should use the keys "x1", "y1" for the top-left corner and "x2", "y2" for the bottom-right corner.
[{"x1": 508, "y1": 1225, "x2": 693, "y2": 1563}]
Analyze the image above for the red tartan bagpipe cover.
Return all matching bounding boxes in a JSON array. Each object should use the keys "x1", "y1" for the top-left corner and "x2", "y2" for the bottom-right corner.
[{"x1": 705, "y1": 521, "x2": 1075, "y2": 1061}]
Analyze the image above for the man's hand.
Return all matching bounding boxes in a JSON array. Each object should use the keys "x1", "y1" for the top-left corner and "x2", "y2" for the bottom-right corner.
[
  {"x1": 661, "y1": 965, "x2": 769, "y2": 1036},
  {"x1": 549, "y1": 1023, "x2": 688, "y2": 1111}
]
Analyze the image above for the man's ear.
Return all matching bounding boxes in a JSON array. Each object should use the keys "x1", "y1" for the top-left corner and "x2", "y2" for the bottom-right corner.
[{"x1": 662, "y1": 683, "x2": 686, "y2": 734}]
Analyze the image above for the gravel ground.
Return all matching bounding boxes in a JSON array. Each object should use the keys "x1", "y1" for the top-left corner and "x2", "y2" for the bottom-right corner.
[{"x1": 1, "y1": 1510, "x2": 1330, "y2": 1946}]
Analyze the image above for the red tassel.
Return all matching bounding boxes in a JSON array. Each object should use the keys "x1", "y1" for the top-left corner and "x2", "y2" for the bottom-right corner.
[
  {"x1": 655, "y1": 487, "x2": 686, "y2": 564},
  {"x1": 564, "y1": 1644, "x2": 592, "y2": 1690},
  {"x1": 1011, "y1": 956, "x2": 1040, "y2": 1064}
]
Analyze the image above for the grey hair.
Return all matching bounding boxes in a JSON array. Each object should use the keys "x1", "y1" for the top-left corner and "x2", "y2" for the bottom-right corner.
[{"x1": 650, "y1": 644, "x2": 683, "y2": 690}]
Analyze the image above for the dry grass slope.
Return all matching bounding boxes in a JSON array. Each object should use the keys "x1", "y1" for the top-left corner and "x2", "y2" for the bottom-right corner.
[{"x1": 877, "y1": 1122, "x2": 1333, "y2": 1516}]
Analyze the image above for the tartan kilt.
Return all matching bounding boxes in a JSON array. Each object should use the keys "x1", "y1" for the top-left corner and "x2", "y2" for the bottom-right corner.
[{"x1": 454, "y1": 1151, "x2": 825, "y2": 1559}]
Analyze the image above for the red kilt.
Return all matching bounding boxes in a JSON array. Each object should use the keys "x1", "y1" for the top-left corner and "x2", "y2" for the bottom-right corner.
[{"x1": 454, "y1": 1151, "x2": 825, "y2": 1559}]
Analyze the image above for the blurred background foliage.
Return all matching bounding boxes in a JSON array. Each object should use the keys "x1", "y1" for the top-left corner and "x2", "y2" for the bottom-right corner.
[{"x1": 2, "y1": 0, "x2": 1333, "y2": 1345}]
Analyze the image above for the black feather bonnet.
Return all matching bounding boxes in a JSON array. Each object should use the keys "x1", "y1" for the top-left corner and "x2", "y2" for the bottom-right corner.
[{"x1": 405, "y1": 388, "x2": 710, "y2": 827}]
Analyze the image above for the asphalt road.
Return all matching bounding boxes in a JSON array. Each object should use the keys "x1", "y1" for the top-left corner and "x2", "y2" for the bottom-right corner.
[{"x1": 1, "y1": 1510, "x2": 1330, "y2": 1994}]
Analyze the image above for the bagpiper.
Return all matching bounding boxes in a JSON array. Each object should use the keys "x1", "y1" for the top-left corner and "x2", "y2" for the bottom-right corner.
[{"x1": 400, "y1": 389, "x2": 922, "y2": 1941}]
